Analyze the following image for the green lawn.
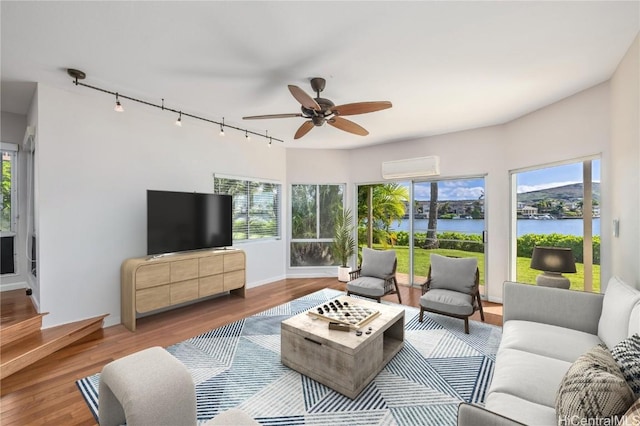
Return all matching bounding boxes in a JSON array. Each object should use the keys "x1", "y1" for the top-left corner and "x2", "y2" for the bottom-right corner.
[{"x1": 368, "y1": 245, "x2": 600, "y2": 292}]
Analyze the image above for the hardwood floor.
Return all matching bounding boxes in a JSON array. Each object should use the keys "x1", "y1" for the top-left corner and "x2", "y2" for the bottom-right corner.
[{"x1": 0, "y1": 278, "x2": 502, "y2": 425}]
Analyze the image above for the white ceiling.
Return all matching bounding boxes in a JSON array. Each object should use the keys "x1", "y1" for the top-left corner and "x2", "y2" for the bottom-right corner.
[{"x1": 1, "y1": 1, "x2": 638, "y2": 149}]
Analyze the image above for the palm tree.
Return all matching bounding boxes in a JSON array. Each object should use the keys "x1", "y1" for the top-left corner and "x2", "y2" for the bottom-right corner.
[
  {"x1": 424, "y1": 181, "x2": 439, "y2": 249},
  {"x1": 358, "y1": 183, "x2": 409, "y2": 247}
]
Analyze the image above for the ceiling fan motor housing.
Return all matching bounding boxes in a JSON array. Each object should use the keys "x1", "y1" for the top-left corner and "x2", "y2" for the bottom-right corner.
[{"x1": 302, "y1": 98, "x2": 335, "y2": 125}]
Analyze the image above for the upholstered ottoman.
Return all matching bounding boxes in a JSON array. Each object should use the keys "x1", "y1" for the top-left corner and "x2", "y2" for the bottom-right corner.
[{"x1": 98, "y1": 346, "x2": 196, "y2": 426}]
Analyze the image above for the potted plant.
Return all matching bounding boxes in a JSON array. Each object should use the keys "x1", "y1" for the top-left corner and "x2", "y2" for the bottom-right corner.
[{"x1": 332, "y1": 208, "x2": 356, "y2": 282}]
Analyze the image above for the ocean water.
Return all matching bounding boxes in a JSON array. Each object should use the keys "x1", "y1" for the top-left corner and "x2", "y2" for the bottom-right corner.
[{"x1": 390, "y1": 218, "x2": 600, "y2": 237}]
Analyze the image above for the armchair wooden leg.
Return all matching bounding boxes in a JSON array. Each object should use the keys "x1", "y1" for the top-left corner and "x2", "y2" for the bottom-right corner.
[
  {"x1": 476, "y1": 292, "x2": 485, "y2": 322},
  {"x1": 419, "y1": 307, "x2": 424, "y2": 322},
  {"x1": 464, "y1": 318, "x2": 469, "y2": 334},
  {"x1": 393, "y1": 278, "x2": 402, "y2": 304}
]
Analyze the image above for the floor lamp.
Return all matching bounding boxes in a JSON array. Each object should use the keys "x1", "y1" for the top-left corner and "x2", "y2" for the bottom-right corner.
[{"x1": 530, "y1": 246, "x2": 576, "y2": 289}]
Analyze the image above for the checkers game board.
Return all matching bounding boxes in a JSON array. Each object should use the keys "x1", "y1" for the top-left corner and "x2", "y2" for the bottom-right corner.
[{"x1": 306, "y1": 297, "x2": 381, "y2": 329}]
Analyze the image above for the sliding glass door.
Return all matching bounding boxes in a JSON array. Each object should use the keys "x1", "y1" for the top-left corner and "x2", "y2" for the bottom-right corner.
[
  {"x1": 356, "y1": 177, "x2": 486, "y2": 297},
  {"x1": 409, "y1": 178, "x2": 486, "y2": 296}
]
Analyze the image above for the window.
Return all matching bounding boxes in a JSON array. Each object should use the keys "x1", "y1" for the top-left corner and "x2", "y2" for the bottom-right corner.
[
  {"x1": 1, "y1": 144, "x2": 17, "y2": 233},
  {"x1": 1, "y1": 143, "x2": 18, "y2": 275},
  {"x1": 214, "y1": 175, "x2": 281, "y2": 242},
  {"x1": 512, "y1": 158, "x2": 601, "y2": 292},
  {"x1": 290, "y1": 184, "x2": 344, "y2": 267}
]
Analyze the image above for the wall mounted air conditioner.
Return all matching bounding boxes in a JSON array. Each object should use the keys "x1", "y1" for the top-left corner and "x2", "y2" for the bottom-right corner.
[{"x1": 381, "y1": 156, "x2": 440, "y2": 179}]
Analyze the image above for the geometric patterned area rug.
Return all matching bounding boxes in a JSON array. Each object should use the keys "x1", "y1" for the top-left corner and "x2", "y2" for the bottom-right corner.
[{"x1": 77, "y1": 288, "x2": 501, "y2": 425}]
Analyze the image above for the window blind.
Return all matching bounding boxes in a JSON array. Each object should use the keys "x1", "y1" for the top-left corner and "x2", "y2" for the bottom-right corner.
[{"x1": 214, "y1": 175, "x2": 281, "y2": 242}]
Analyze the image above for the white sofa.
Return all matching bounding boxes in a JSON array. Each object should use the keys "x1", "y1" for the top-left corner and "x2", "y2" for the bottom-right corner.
[{"x1": 458, "y1": 277, "x2": 640, "y2": 425}]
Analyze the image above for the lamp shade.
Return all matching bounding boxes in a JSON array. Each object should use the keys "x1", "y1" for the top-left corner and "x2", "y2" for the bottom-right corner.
[{"x1": 530, "y1": 246, "x2": 576, "y2": 273}]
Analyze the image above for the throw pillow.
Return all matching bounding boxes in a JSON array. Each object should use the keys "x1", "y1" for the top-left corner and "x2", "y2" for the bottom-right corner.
[
  {"x1": 556, "y1": 344, "x2": 635, "y2": 422},
  {"x1": 360, "y1": 248, "x2": 395, "y2": 279},
  {"x1": 597, "y1": 276, "x2": 640, "y2": 349},
  {"x1": 611, "y1": 334, "x2": 640, "y2": 399},
  {"x1": 429, "y1": 254, "x2": 477, "y2": 293},
  {"x1": 619, "y1": 398, "x2": 640, "y2": 426}
]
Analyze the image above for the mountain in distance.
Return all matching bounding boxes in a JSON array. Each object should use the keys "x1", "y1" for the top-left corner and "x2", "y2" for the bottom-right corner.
[{"x1": 517, "y1": 182, "x2": 600, "y2": 204}]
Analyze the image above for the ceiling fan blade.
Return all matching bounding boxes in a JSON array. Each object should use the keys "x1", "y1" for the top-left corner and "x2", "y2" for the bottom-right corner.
[
  {"x1": 294, "y1": 120, "x2": 314, "y2": 139},
  {"x1": 327, "y1": 116, "x2": 369, "y2": 136},
  {"x1": 331, "y1": 101, "x2": 392, "y2": 116},
  {"x1": 288, "y1": 85, "x2": 321, "y2": 111},
  {"x1": 243, "y1": 113, "x2": 303, "y2": 120}
]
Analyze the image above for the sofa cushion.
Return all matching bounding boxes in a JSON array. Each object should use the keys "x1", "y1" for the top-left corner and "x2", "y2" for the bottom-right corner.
[
  {"x1": 360, "y1": 248, "x2": 395, "y2": 279},
  {"x1": 488, "y1": 348, "x2": 572, "y2": 407},
  {"x1": 598, "y1": 276, "x2": 640, "y2": 349},
  {"x1": 611, "y1": 334, "x2": 640, "y2": 399},
  {"x1": 555, "y1": 344, "x2": 635, "y2": 422},
  {"x1": 501, "y1": 320, "x2": 603, "y2": 363},
  {"x1": 420, "y1": 289, "x2": 474, "y2": 316},
  {"x1": 429, "y1": 254, "x2": 477, "y2": 293},
  {"x1": 346, "y1": 276, "x2": 385, "y2": 297},
  {"x1": 485, "y1": 391, "x2": 556, "y2": 426}
]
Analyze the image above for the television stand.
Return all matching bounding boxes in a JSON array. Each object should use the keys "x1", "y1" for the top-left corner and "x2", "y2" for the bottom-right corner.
[{"x1": 121, "y1": 248, "x2": 246, "y2": 331}]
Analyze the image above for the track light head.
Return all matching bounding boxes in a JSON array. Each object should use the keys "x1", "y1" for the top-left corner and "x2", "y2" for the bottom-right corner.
[
  {"x1": 114, "y1": 96, "x2": 124, "y2": 113},
  {"x1": 114, "y1": 93, "x2": 124, "y2": 112},
  {"x1": 245, "y1": 131, "x2": 250, "y2": 140},
  {"x1": 219, "y1": 125, "x2": 225, "y2": 136},
  {"x1": 175, "y1": 112, "x2": 182, "y2": 127}
]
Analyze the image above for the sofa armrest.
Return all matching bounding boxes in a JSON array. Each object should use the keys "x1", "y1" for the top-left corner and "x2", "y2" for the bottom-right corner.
[
  {"x1": 502, "y1": 281, "x2": 604, "y2": 334},
  {"x1": 457, "y1": 403, "x2": 525, "y2": 426}
]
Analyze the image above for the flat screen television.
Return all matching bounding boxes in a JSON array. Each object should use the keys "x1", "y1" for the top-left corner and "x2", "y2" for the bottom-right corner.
[{"x1": 147, "y1": 190, "x2": 233, "y2": 255}]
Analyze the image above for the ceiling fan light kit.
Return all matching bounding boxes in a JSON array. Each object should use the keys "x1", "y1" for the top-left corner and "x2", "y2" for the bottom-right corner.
[
  {"x1": 65, "y1": 68, "x2": 283, "y2": 144},
  {"x1": 243, "y1": 77, "x2": 392, "y2": 139}
]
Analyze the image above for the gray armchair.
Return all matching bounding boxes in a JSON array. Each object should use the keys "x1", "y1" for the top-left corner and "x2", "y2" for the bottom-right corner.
[
  {"x1": 419, "y1": 254, "x2": 484, "y2": 333},
  {"x1": 346, "y1": 248, "x2": 402, "y2": 303}
]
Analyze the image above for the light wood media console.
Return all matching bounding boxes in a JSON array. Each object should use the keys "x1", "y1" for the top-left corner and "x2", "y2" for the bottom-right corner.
[{"x1": 121, "y1": 248, "x2": 246, "y2": 331}]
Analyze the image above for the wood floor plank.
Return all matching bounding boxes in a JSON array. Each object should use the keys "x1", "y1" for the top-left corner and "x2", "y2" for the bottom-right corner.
[{"x1": 0, "y1": 278, "x2": 502, "y2": 425}]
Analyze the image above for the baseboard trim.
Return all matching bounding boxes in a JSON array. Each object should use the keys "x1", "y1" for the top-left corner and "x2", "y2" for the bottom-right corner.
[{"x1": 0, "y1": 281, "x2": 28, "y2": 292}]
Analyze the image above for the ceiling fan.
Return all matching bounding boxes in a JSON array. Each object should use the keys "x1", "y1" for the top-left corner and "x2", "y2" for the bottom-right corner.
[{"x1": 243, "y1": 77, "x2": 392, "y2": 139}]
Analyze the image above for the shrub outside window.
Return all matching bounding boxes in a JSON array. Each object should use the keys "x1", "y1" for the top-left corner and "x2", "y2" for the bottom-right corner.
[
  {"x1": 214, "y1": 175, "x2": 281, "y2": 242},
  {"x1": 290, "y1": 184, "x2": 344, "y2": 267}
]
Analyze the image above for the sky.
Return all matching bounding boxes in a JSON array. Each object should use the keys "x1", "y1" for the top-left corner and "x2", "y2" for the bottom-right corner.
[{"x1": 403, "y1": 159, "x2": 600, "y2": 201}]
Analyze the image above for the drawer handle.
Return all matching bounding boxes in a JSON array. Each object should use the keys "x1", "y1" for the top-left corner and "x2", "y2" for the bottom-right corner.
[{"x1": 304, "y1": 337, "x2": 322, "y2": 346}]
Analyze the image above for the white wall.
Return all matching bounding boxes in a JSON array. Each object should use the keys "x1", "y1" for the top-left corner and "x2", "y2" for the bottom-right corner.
[
  {"x1": 1, "y1": 111, "x2": 26, "y2": 142},
  {"x1": 35, "y1": 83, "x2": 287, "y2": 328},
  {"x1": 1, "y1": 111, "x2": 29, "y2": 291},
  {"x1": 338, "y1": 83, "x2": 610, "y2": 302},
  {"x1": 504, "y1": 82, "x2": 611, "y2": 283},
  {"x1": 286, "y1": 148, "x2": 353, "y2": 277},
  {"x1": 27, "y1": 89, "x2": 40, "y2": 309},
  {"x1": 610, "y1": 34, "x2": 640, "y2": 289}
]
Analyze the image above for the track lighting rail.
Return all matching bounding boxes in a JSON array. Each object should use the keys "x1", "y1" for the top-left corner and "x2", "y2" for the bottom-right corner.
[{"x1": 66, "y1": 68, "x2": 282, "y2": 143}]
